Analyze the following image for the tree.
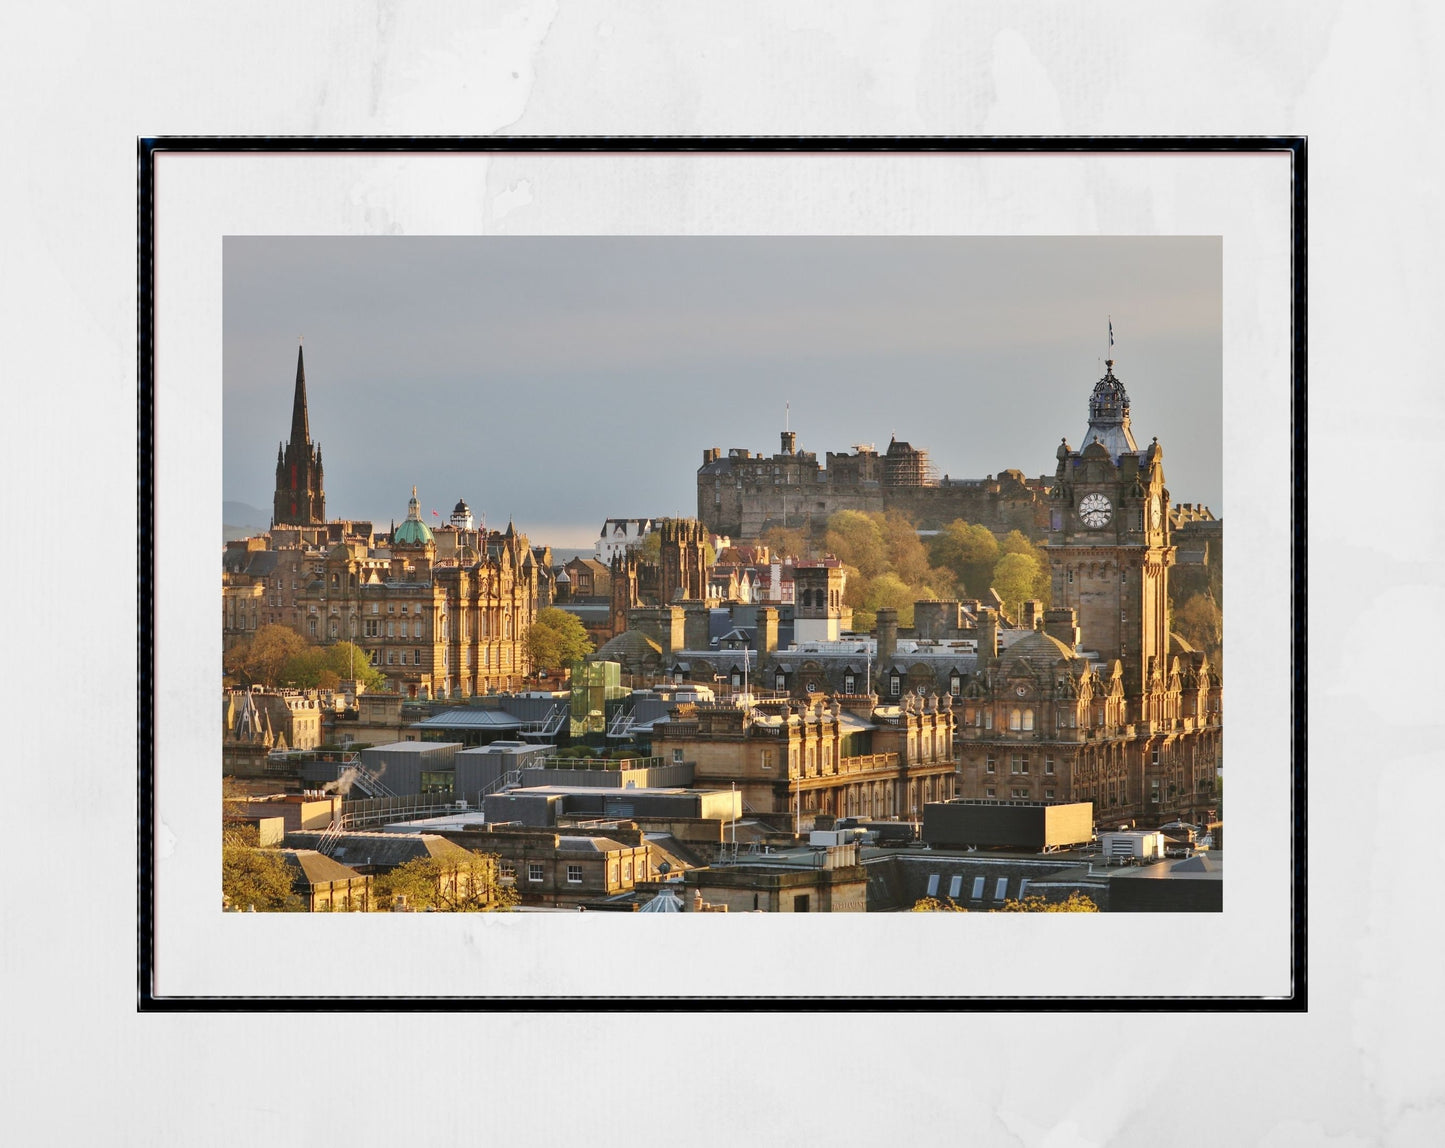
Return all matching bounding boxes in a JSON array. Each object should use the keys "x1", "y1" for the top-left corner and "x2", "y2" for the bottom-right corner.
[
  {"x1": 224, "y1": 623, "x2": 308, "y2": 687},
  {"x1": 373, "y1": 850, "x2": 519, "y2": 912},
  {"x1": 823, "y1": 510, "x2": 888, "y2": 579},
  {"x1": 991, "y1": 552, "x2": 1042, "y2": 620},
  {"x1": 1173, "y1": 593, "x2": 1223, "y2": 663},
  {"x1": 994, "y1": 892, "x2": 1099, "y2": 913},
  {"x1": 282, "y1": 640, "x2": 387, "y2": 691},
  {"x1": 880, "y1": 512, "x2": 938, "y2": 587},
  {"x1": 222, "y1": 835, "x2": 303, "y2": 912},
  {"x1": 911, "y1": 897, "x2": 968, "y2": 912},
  {"x1": 758, "y1": 525, "x2": 812, "y2": 562},
  {"x1": 527, "y1": 607, "x2": 594, "y2": 675},
  {"x1": 930, "y1": 520, "x2": 1000, "y2": 599},
  {"x1": 857, "y1": 571, "x2": 921, "y2": 630},
  {"x1": 998, "y1": 530, "x2": 1051, "y2": 608}
]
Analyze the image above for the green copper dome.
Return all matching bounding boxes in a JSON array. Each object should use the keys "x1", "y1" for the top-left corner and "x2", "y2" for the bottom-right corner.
[{"x1": 393, "y1": 486, "x2": 435, "y2": 547}]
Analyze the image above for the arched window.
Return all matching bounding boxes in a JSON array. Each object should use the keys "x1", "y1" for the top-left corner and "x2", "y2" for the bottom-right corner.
[
  {"x1": 1023, "y1": 708, "x2": 1035, "y2": 731},
  {"x1": 1009, "y1": 708, "x2": 1022, "y2": 731}
]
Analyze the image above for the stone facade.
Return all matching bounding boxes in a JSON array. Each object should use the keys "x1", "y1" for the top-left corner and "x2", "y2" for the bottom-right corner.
[
  {"x1": 953, "y1": 361, "x2": 1222, "y2": 826},
  {"x1": 651, "y1": 694, "x2": 956, "y2": 825},
  {"x1": 698, "y1": 428, "x2": 1052, "y2": 538}
]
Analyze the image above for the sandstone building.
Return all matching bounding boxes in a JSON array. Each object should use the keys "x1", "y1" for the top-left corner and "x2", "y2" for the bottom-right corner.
[{"x1": 226, "y1": 349, "x2": 540, "y2": 697}]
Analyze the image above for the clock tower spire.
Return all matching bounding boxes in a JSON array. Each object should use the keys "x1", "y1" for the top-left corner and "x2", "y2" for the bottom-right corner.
[{"x1": 1046, "y1": 359, "x2": 1173, "y2": 709}]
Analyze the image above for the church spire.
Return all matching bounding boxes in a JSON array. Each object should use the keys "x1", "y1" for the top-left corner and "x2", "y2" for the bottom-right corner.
[{"x1": 289, "y1": 342, "x2": 310, "y2": 446}]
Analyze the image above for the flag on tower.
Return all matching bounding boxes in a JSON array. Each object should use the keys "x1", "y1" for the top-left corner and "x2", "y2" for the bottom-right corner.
[{"x1": 1109, "y1": 319, "x2": 1114, "y2": 350}]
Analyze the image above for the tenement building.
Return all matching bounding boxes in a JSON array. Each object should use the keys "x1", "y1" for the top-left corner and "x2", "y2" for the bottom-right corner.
[
  {"x1": 650, "y1": 692, "x2": 957, "y2": 825},
  {"x1": 299, "y1": 488, "x2": 539, "y2": 698},
  {"x1": 954, "y1": 360, "x2": 1222, "y2": 825}
]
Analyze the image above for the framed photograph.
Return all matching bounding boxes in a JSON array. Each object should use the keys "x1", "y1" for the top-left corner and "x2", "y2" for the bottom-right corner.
[{"x1": 141, "y1": 137, "x2": 1303, "y2": 1006}]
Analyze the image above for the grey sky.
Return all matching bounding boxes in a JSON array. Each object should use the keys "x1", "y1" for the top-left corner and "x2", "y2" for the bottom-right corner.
[{"x1": 224, "y1": 236, "x2": 1221, "y2": 548}]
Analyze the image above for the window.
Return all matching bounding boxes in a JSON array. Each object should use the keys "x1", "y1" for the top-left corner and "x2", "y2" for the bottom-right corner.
[
  {"x1": 760, "y1": 750, "x2": 773, "y2": 770},
  {"x1": 672, "y1": 749, "x2": 684, "y2": 764},
  {"x1": 889, "y1": 675, "x2": 901, "y2": 697},
  {"x1": 994, "y1": 877, "x2": 1008, "y2": 900},
  {"x1": 925, "y1": 874, "x2": 940, "y2": 897},
  {"x1": 1010, "y1": 708, "x2": 1022, "y2": 731},
  {"x1": 844, "y1": 673, "x2": 856, "y2": 693},
  {"x1": 566, "y1": 865, "x2": 583, "y2": 884},
  {"x1": 985, "y1": 755, "x2": 996, "y2": 774},
  {"x1": 971, "y1": 877, "x2": 985, "y2": 899},
  {"x1": 947, "y1": 875, "x2": 963, "y2": 899},
  {"x1": 1022, "y1": 708, "x2": 1034, "y2": 731},
  {"x1": 775, "y1": 672, "x2": 786, "y2": 691},
  {"x1": 1018, "y1": 879, "x2": 1031, "y2": 899},
  {"x1": 1045, "y1": 756, "x2": 1055, "y2": 775},
  {"x1": 984, "y1": 787, "x2": 995, "y2": 798},
  {"x1": 1011, "y1": 754, "x2": 1028, "y2": 774},
  {"x1": 528, "y1": 863, "x2": 543, "y2": 882},
  {"x1": 1012, "y1": 787, "x2": 1029, "y2": 799},
  {"x1": 623, "y1": 861, "x2": 632, "y2": 883},
  {"x1": 1151, "y1": 748, "x2": 1161, "y2": 767},
  {"x1": 499, "y1": 862, "x2": 516, "y2": 883},
  {"x1": 950, "y1": 674, "x2": 961, "y2": 696},
  {"x1": 1045, "y1": 788, "x2": 1055, "y2": 799}
]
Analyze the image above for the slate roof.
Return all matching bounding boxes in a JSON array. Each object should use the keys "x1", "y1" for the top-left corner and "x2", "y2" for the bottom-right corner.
[
  {"x1": 283, "y1": 849, "x2": 366, "y2": 886},
  {"x1": 284, "y1": 831, "x2": 471, "y2": 870}
]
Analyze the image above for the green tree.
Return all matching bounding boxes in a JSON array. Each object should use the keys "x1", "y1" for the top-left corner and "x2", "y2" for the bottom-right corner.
[
  {"x1": 374, "y1": 850, "x2": 519, "y2": 912},
  {"x1": 991, "y1": 552, "x2": 1042, "y2": 620},
  {"x1": 282, "y1": 640, "x2": 386, "y2": 691},
  {"x1": 222, "y1": 835, "x2": 303, "y2": 912},
  {"x1": 857, "y1": 571, "x2": 921, "y2": 630},
  {"x1": 995, "y1": 892, "x2": 1099, "y2": 913},
  {"x1": 999, "y1": 530, "x2": 1051, "y2": 607},
  {"x1": 824, "y1": 510, "x2": 889, "y2": 579},
  {"x1": 527, "y1": 607, "x2": 595, "y2": 675},
  {"x1": 224, "y1": 623, "x2": 309, "y2": 687},
  {"x1": 930, "y1": 520, "x2": 1000, "y2": 599}
]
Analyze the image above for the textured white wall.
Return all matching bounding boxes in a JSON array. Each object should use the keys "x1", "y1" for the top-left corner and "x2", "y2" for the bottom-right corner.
[{"x1": 4, "y1": 2, "x2": 1440, "y2": 1145}]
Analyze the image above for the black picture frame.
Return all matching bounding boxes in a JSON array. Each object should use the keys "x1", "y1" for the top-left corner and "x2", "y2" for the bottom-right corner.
[{"x1": 139, "y1": 135, "x2": 1305, "y2": 1011}]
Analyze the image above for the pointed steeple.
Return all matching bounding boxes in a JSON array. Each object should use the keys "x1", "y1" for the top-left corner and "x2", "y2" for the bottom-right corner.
[{"x1": 289, "y1": 343, "x2": 310, "y2": 446}]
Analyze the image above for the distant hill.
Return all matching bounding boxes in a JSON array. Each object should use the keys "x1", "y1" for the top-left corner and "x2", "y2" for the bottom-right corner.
[{"x1": 223, "y1": 500, "x2": 268, "y2": 543}]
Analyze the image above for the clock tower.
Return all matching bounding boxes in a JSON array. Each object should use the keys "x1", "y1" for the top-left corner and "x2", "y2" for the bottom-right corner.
[{"x1": 1046, "y1": 359, "x2": 1174, "y2": 708}]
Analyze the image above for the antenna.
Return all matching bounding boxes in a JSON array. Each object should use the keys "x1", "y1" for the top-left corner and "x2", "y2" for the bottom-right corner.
[{"x1": 785, "y1": 400, "x2": 790, "y2": 432}]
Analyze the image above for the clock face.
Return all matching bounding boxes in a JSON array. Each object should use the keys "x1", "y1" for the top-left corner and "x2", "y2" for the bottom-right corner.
[
  {"x1": 1078, "y1": 492, "x2": 1113, "y2": 528},
  {"x1": 1149, "y1": 495, "x2": 1162, "y2": 530}
]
